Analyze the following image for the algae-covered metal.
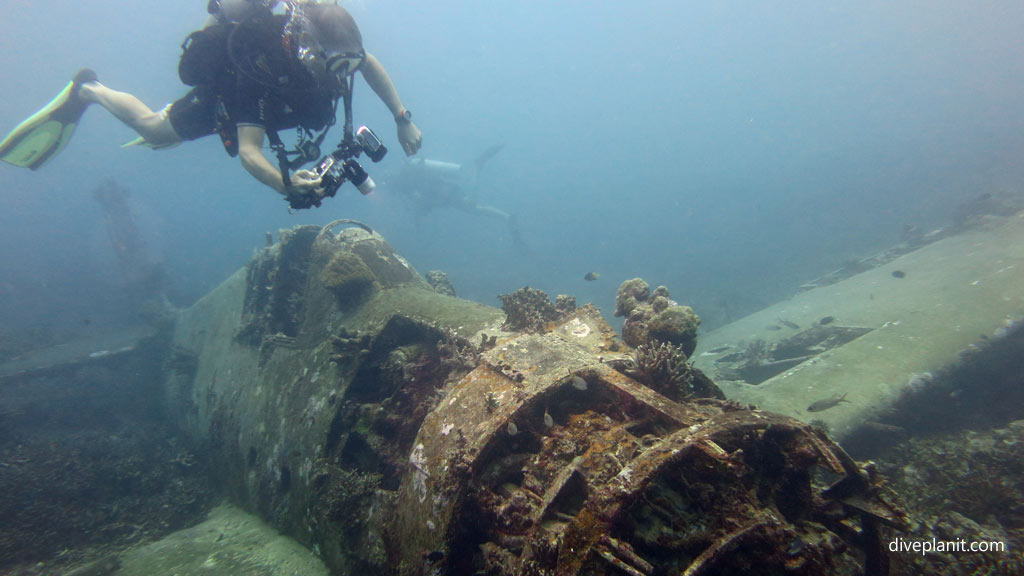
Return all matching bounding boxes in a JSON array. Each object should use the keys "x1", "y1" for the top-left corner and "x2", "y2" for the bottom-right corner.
[{"x1": 168, "y1": 225, "x2": 907, "y2": 575}]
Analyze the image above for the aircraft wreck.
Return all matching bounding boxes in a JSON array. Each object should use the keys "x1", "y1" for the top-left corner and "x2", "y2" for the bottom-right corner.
[{"x1": 162, "y1": 222, "x2": 908, "y2": 575}]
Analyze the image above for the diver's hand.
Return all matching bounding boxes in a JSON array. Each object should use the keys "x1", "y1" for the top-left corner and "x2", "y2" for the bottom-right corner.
[
  {"x1": 289, "y1": 169, "x2": 323, "y2": 193},
  {"x1": 283, "y1": 170, "x2": 326, "y2": 209},
  {"x1": 284, "y1": 169, "x2": 328, "y2": 210},
  {"x1": 398, "y1": 121, "x2": 422, "y2": 156}
]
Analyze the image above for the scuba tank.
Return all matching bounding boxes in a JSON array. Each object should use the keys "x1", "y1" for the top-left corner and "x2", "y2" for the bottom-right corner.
[
  {"x1": 207, "y1": 0, "x2": 280, "y2": 23},
  {"x1": 206, "y1": 0, "x2": 331, "y2": 87}
]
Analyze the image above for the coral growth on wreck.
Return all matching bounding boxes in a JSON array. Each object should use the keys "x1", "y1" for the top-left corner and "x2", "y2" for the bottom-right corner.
[
  {"x1": 425, "y1": 270, "x2": 457, "y2": 297},
  {"x1": 614, "y1": 278, "x2": 700, "y2": 355},
  {"x1": 437, "y1": 328, "x2": 480, "y2": 375},
  {"x1": 498, "y1": 286, "x2": 575, "y2": 332},
  {"x1": 320, "y1": 251, "x2": 376, "y2": 303},
  {"x1": 623, "y1": 341, "x2": 724, "y2": 401}
]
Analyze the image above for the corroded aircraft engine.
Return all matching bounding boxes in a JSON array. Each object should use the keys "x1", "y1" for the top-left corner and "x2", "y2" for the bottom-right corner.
[{"x1": 166, "y1": 223, "x2": 906, "y2": 576}]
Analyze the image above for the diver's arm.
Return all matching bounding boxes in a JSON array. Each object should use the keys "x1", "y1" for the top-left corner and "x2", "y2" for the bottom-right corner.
[
  {"x1": 237, "y1": 124, "x2": 322, "y2": 195},
  {"x1": 360, "y1": 52, "x2": 422, "y2": 156},
  {"x1": 237, "y1": 125, "x2": 289, "y2": 194},
  {"x1": 359, "y1": 53, "x2": 404, "y2": 116}
]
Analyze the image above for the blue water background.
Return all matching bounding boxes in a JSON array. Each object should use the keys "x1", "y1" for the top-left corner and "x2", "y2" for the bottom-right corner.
[{"x1": 1, "y1": 0, "x2": 1022, "y2": 340}]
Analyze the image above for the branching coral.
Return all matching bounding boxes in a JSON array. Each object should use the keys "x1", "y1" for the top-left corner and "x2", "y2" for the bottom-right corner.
[
  {"x1": 625, "y1": 341, "x2": 695, "y2": 400},
  {"x1": 498, "y1": 287, "x2": 563, "y2": 333},
  {"x1": 555, "y1": 294, "x2": 577, "y2": 315},
  {"x1": 621, "y1": 340, "x2": 724, "y2": 402}
]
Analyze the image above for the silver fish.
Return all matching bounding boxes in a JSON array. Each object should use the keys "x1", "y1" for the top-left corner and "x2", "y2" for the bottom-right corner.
[
  {"x1": 807, "y1": 392, "x2": 851, "y2": 412},
  {"x1": 778, "y1": 318, "x2": 800, "y2": 330}
]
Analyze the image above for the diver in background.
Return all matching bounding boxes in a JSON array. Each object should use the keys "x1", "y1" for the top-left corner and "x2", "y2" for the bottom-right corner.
[
  {"x1": 0, "y1": 0, "x2": 422, "y2": 208},
  {"x1": 386, "y1": 145, "x2": 521, "y2": 241}
]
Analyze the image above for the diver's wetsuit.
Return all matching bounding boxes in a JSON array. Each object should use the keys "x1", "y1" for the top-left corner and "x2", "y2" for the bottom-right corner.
[{"x1": 168, "y1": 15, "x2": 336, "y2": 148}]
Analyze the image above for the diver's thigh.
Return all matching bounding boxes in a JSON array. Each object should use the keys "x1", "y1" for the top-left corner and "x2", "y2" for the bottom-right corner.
[
  {"x1": 166, "y1": 89, "x2": 218, "y2": 142},
  {"x1": 145, "y1": 105, "x2": 185, "y2": 145}
]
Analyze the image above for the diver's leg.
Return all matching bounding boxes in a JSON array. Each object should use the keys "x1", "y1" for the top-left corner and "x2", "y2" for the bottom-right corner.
[
  {"x1": 472, "y1": 204, "x2": 522, "y2": 243},
  {"x1": 78, "y1": 82, "x2": 181, "y2": 147}
]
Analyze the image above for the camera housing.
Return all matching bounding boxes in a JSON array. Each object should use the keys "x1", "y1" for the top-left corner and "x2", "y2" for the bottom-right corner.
[
  {"x1": 290, "y1": 125, "x2": 386, "y2": 209},
  {"x1": 311, "y1": 154, "x2": 374, "y2": 200},
  {"x1": 313, "y1": 154, "x2": 343, "y2": 198},
  {"x1": 356, "y1": 126, "x2": 387, "y2": 163}
]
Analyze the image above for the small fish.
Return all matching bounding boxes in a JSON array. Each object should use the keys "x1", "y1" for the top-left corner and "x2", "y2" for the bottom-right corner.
[
  {"x1": 507, "y1": 422, "x2": 519, "y2": 436},
  {"x1": 543, "y1": 408, "x2": 554, "y2": 428},
  {"x1": 766, "y1": 324, "x2": 783, "y2": 331},
  {"x1": 892, "y1": 270, "x2": 906, "y2": 279},
  {"x1": 818, "y1": 316, "x2": 835, "y2": 325},
  {"x1": 584, "y1": 272, "x2": 600, "y2": 281},
  {"x1": 708, "y1": 346, "x2": 731, "y2": 354},
  {"x1": 807, "y1": 392, "x2": 851, "y2": 412},
  {"x1": 571, "y1": 375, "x2": 588, "y2": 390},
  {"x1": 778, "y1": 319, "x2": 800, "y2": 330}
]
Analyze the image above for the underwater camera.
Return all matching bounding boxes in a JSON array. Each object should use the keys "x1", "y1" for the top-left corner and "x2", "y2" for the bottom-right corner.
[
  {"x1": 313, "y1": 155, "x2": 373, "y2": 197},
  {"x1": 301, "y1": 125, "x2": 387, "y2": 208}
]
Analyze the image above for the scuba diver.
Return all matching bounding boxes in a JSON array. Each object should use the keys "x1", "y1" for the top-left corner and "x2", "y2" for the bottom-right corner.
[
  {"x1": 385, "y1": 145, "x2": 521, "y2": 241},
  {"x1": 0, "y1": 0, "x2": 422, "y2": 209}
]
